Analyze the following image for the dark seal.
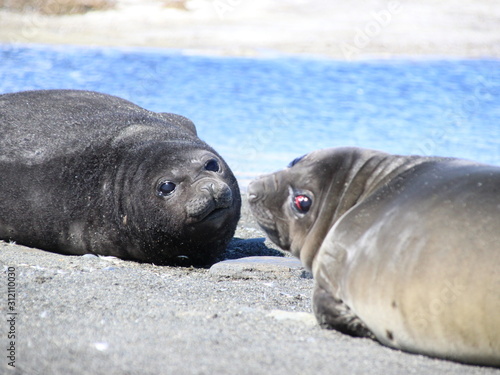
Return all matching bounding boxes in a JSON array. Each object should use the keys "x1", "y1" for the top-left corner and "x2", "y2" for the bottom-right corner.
[
  {"x1": 0, "y1": 90, "x2": 241, "y2": 266},
  {"x1": 248, "y1": 147, "x2": 500, "y2": 367}
]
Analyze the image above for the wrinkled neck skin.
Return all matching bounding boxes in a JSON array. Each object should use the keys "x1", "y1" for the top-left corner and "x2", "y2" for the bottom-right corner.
[
  {"x1": 101, "y1": 142, "x2": 167, "y2": 259},
  {"x1": 53, "y1": 146, "x2": 140, "y2": 258},
  {"x1": 299, "y1": 149, "x2": 427, "y2": 270}
]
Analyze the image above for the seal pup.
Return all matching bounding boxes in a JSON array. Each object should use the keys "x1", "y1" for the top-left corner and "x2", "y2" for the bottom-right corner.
[
  {"x1": 0, "y1": 90, "x2": 241, "y2": 266},
  {"x1": 248, "y1": 147, "x2": 500, "y2": 367}
]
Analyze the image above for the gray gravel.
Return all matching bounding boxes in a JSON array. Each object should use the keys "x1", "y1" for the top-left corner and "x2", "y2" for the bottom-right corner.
[{"x1": 1, "y1": 197, "x2": 499, "y2": 375}]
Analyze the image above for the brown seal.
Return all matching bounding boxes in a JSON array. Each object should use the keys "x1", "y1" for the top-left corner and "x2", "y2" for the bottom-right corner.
[{"x1": 248, "y1": 147, "x2": 500, "y2": 367}]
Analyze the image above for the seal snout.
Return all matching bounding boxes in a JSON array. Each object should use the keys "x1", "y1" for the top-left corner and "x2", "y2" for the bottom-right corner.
[
  {"x1": 247, "y1": 178, "x2": 277, "y2": 231},
  {"x1": 247, "y1": 176, "x2": 272, "y2": 203},
  {"x1": 204, "y1": 181, "x2": 233, "y2": 208},
  {"x1": 247, "y1": 192, "x2": 259, "y2": 203},
  {"x1": 186, "y1": 180, "x2": 234, "y2": 222},
  {"x1": 247, "y1": 180, "x2": 261, "y2": 204}
]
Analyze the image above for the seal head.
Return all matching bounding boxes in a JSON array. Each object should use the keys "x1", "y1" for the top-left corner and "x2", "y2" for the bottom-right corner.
[
  {"x1": 248, "y1": 147, "x2": 406, "y2": 269},
  {"x1": 119, "y1": 140, "x2": 241, "y2": 265}
]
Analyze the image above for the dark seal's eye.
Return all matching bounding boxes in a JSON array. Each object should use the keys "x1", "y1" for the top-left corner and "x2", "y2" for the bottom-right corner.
[
  {"x1": 157, "y1": 181, "x2": 176, "y2": 196},
  {"x1": 294, "y1": 195, "x2": 312, "y2": 213},
  {"x1": 288, "y1": 154, "x2": 306, "y2": 168},
  {"x1": 205, "y1": 159, "x2": 220, "y2": 172}
]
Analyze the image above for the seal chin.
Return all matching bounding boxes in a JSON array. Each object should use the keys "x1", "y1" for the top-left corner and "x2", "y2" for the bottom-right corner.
[
  {"x1": 248, "y1": 180, "x2": 290, "y2": 249},
  {"x1": 253, "y1": 220, "x2": 290, "y2": 251},
  {"x1": 271, "y1": 231, "x2": 290, "y2": 251}
]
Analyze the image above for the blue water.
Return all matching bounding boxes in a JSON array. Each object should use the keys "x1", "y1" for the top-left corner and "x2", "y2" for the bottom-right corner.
[{"x1": 1, "y1": 44, "x2": 499, "y2": 187}]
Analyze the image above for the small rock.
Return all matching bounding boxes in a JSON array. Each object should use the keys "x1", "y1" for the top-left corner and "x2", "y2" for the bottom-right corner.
[
  {"x1": 267, "y1": 310, "x2": 317, "y2": 327},
  {"x1": 97, "y1": 255, "x2": 122, "y2": 263},
  {"x1": 209, "y1": 256, "x2": 307, "y2": 279},
  {"x1": 93, "y1": 342, "x2": 109, "y2": 351},
  {"x1": 82, "y1": 254, "x2": 98, "y2": 259}
]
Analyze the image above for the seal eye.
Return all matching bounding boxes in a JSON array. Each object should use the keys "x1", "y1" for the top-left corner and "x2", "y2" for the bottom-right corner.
[
  {"x1": 294, "y1": 195, "x2": 312, "y2": 213},
  {"x1": 158, "y1": 181, "x2": 176, "y2": 196},
  {"x1": 205, "y1": 159, "x2": 220, "y2": 172}
]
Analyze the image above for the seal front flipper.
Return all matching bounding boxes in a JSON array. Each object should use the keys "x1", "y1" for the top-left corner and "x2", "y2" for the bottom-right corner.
[
  {"x1": 159, "y1": 113, "x2": 197, "y2": 136},
  {"x1": 313, "y1": 282, "x2": 375, "y2": 339}
]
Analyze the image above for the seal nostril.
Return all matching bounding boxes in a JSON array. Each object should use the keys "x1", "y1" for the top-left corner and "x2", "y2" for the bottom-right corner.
[
  {"x1": 216, "y1": 184, "x2": 232, "y2": 205},
  {"x1": 197, "y1": 181, "x2": 233, "y2": 212},
  {"x1": 201, "y1": 183, "x2": 215, "y2": 194},
  {"x1": 206, "y1": 183, "x2": 214, "y2": 193},
  {"x1": 248, "y1": 193, "x2": 258, "y2": 203},
  {"x1": 247, "y1": 180, "x2": 262, "y2": 199}
]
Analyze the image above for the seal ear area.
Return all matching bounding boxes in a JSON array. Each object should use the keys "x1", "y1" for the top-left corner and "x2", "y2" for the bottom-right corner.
[
  {"x1": 158, "y1": 113, "x2": 197, "y2": 136},
  {"x1": 287, "y1": 153, "x2": 307, "y2": 168}
]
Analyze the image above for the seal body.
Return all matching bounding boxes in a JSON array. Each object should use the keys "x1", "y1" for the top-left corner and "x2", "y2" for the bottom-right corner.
[
  {"x1": 248, "y1": 147, "x2": 500, "y2": 366},
  {"x1": 0, "y1": 90, "x2": 241, "y2": 266}
]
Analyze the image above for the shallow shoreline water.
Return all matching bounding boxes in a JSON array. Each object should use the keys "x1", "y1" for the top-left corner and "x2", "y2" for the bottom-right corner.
[{"x1": 1, "y1": 43, "x2": 499, "y2": 191}]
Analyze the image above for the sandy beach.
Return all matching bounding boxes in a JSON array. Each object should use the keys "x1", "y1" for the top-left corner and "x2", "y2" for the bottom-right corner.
[
  {"x1": 1, "y1": 2, "x2": 500, "y2": 374},
  {"x1": 1, "y1": 0, "x2": 500, "y2": 59},
  {"x1": 2, "y1": 196, "x2": 500, "y2": 375}
]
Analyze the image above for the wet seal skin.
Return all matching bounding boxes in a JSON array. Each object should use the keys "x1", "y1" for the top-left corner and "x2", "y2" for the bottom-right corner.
[
  {"x1": 248, "y1": 147, "x2": 500, "y2": 367},
  {"x1": 0, "y1": 90, "x2": 241, "y2": 266}
]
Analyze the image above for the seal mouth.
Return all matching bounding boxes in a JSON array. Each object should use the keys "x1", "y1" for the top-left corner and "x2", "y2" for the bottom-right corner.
[{"x1": 199, "y1": 206, "x2": 229, "y2": 222}]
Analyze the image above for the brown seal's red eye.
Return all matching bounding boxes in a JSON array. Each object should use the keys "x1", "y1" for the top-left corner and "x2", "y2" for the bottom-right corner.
[{"x1": 294, "y1": 195, "x2": 312, "y2": 213}]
